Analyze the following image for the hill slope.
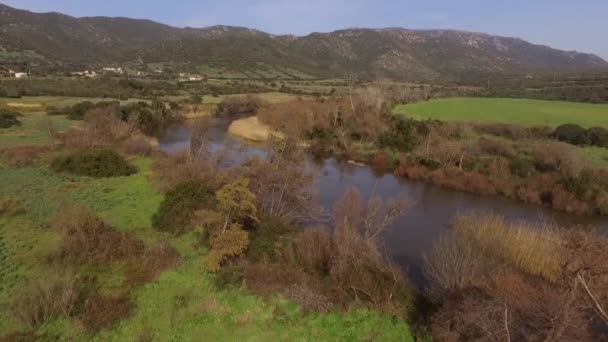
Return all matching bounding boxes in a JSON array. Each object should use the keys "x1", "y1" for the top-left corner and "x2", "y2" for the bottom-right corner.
[{"x1": 0, "y1": 3, "x2": 606, "y2": 80}]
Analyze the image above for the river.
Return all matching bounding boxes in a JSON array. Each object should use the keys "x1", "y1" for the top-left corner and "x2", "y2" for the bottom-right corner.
[{"x1": 157, "y1": 119, "x2": 608, "y2": 287}]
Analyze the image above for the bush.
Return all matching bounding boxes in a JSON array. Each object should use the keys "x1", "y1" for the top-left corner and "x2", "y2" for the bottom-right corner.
[
  {"x1": 52, "y1": 205, "x2": 144, "y2": 265},
  {"x1": 10, "y1": 271, "x2": 89, "y2": 328},
  {"x1": 0, "y1": 108, "x2": 22, "y2": 128},
  {"x1": 120, "y1": 133, "x2": 152, "y2": 156},
  {"x1": 279, "y1": 229, "x2": 334, "y2": 276},
  {"x1": 247, "y1": 215, "x2": 294, "y2": 262},
  {"x1": 378, "y1": 117, "x2": 417, "y2": 152},
  {"x1": 126, "y1": 242, "x2": 182, "y2": 287},
  {"x1": 584, "y1": 126, "x2": 608, "y2": 148},
  {"x1": 215, "y1": 95, "x2": 262, "y2": 117},
  {"x1": 152, "y1": 181, "x2": 215, "y2": 234},
  {"x1": 66, "y1": 101, "x2": 119, "y2": 120},
  {"x1": 205, "y1": 227, "x2": 250, "y2": 272},
  {"x1": 81, "y1": 295, "x2": 133, "y2": 331},
  {"x1": 554, "y1": 123, "x2": 585, "y2": 143},
  {"x1": 510, "y1": 155, "x2": 536, "y2": 177},
  {"x1": 51, "y1": 149, "x2": 137, "y2": 178},
  {"x1": 477, "y1": 137, "x2": 515, "y2": 157}
]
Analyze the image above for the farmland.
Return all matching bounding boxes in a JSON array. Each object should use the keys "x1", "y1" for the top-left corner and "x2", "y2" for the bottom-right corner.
[{"x1": 395, "y1": 97, "x2": 608, "y2": 128}]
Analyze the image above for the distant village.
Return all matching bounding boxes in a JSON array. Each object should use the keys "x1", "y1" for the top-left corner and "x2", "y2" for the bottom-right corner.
[{"x1": 0, "y1": 65, "x2": 206, "y2": 82}]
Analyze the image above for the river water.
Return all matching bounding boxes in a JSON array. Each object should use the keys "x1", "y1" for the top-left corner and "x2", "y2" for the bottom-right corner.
[{"x1": 158, "y1": 119, "x2": 608, "y2": 287}]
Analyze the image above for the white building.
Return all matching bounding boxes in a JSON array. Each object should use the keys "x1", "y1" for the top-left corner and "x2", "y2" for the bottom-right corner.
[
  {"x1": 102, "y1": 67, "x2": 123, "y2": 74},
  {"x1": 14, "y1": 72, "x2": 28, "y2": 79}
]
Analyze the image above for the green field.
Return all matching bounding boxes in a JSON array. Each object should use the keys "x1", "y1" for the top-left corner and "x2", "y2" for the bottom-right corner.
[{"x1": 395, "y1": 97, "x2": 608, "y2": 128}]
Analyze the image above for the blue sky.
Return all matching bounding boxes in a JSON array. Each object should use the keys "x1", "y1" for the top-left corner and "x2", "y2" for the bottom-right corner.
[{"x1": 4, "y1": 0, "x2": 608, "y2": 59}]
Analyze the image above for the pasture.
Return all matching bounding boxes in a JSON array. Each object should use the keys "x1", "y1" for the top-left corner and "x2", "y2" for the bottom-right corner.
[{"x1": 395, "y1": 97, "x2": 608, "y2": 128}]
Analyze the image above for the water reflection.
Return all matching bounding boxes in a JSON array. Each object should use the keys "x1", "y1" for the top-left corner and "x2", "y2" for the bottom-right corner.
[{"x1": 158, "y1": 119, "x2": 608, "y2": 287}]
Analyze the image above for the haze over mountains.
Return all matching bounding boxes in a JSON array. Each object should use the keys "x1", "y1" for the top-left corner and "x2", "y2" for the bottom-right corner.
[{"x1": 1, "y1": 3, "x2": 607, "y2": 81}]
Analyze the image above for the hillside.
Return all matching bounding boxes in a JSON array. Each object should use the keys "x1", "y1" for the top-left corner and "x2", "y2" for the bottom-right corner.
[{"x1": 0, "y1": 3, "x2": 607, "y2": 80}]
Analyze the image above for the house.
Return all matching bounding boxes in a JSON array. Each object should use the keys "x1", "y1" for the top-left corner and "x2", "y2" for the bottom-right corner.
[
  {"x1": 14, "y1": 72, "x2": 28, "y2": 79},
  {"x1": 189, "y1": 75, "x2": 205, "y2": 81},
  {"x1": 102, "y1": 67, "x2": 123, "y2": 74}
]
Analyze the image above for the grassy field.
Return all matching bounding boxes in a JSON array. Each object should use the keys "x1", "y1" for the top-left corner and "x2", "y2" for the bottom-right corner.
[
  {"x1": 0, "y1": 112, "x2": 75, "y2": 148},
  {"x1": 0, "y1": 150, "x2": 414, "y2": 340},
  {"x1": 395, "y1": 97, "x2": 608, "y2": 128}
]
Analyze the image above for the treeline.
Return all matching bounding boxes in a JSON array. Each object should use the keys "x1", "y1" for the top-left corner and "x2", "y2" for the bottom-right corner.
[
  {"x1": 0, "y1": 78, "x2": 181, "y2": 99},
  {"x1": 443, "y1": 76, "x2": 608, "y2": 103}
]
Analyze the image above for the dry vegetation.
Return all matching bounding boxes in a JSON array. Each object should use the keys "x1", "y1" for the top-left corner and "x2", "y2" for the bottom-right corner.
[{"x1": 424, "y1": 214, "x2": 608, "y2": 341}]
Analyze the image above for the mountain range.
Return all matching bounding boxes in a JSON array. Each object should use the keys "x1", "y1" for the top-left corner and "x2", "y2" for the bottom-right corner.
[{"x1": 1, "y1": 3, "x2": 607, "y2": 81}]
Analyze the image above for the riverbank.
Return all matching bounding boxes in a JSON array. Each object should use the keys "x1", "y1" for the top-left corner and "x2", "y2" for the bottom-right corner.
[
  {"x1": 253, "y1": 96, "x2": 608, "y2": 217},
  {"x1": 228, "y1": 116, "x2": 283, "y2": 142}
]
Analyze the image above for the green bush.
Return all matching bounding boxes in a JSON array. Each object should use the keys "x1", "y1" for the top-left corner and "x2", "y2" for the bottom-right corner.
[
  {"x1": 554, "y1": 123, "x2": 586, "y2": 144},
  {"x1": 152, "y1": 181, "x2": 215, "y2": 234},
  {"x1": 584, "y1": 127, "x2": 608, "y2": 148},
  {"x1": 0, "y1": 108, "x2": 22, "y2": 128},
  {"x1": 67, "y1": 101, "x2": 119, "y2": 120},
  {"x1": 510, "y1": 155, "x2": 536, "y2": 178},
  {"x1": 247, "y1": 215, "x2": 295, "y2": 262},
  {"x1": 554, "y1": 123, "x2": 608, "y2": 147},
  {"x1": 50, "y1": 149, "x2": 137, "y2": 178},
  {"x1": 378, "y1": 117, "x2": 418, "y2": 152}
]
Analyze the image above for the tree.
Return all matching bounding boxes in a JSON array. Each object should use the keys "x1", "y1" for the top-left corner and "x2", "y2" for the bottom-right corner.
[
  {"x1": 216, "y1": 177, "x2": 258, "y2": 234},
  {"x1": 245, "y1": 137, "x2": 317, "y2": 222}
]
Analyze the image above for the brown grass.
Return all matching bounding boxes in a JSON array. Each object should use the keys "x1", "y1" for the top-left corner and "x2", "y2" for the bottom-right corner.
[
  {"x1": 454, "y1": 214, "x2": 562, "y2": 282},
  {"x1": 0, "y1": 145, "x2": 51, "y2": 167}
]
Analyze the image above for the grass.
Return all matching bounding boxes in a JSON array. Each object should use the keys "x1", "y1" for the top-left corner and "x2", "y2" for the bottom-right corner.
[
  {"x1": 0, "y1": 151, "x2": 415, "y2": 340},
  {"x1": 0, "y1": 112, "x2": 75, "y2": 148},
  {"x1": 395, "y1": 97, "x2": 608, "y2": 128}
]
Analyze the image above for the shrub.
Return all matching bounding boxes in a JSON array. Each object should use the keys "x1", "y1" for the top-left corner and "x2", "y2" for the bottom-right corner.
[
  {"x1": 554, "y1": 123, "x2": 586, "y2": 144},
  {"x1": 243, "y1": 263, "x2": 331, "y2": 313},
  {"x1": 475, "y1": 123, "x2": 530, "y2": 140},
  {"x1": 372, "y1": 152, "x2": 390, "y2": 173},
  {"x1": 378, "y1": 117, "x2": 417, "y2": 152},
  {"x1": 278, "y1": 229, "x2": 334, "y2": 276},
  {"x1": 215, "y1": 95, "x2": 262, "y2": 117},
  {"x1": 152, "y1": 181, "x2": 215, "y2": 234},
  {"x1": 214, "y1": 263, "x2": 245, "y2": 289},
  {"x1": 81, "y1": 295, "x2": 133, "y2": 331},
  {"x1": 10, "y1": 271, "x2": 89, "y2": 328},
  {"x1": 247, "y1": 215, "x2": 295, "y2": 262},
  {"x1": 51, "y1": 149, "x2": 137, "y2": 178},
  {"x1": 66, "y1": 101, "x2": 119, "y2": 120},
  {"x1": 477, "y1": 137, "x2": 515, "y2": 157},
  {"x1": 52, "y1": 205, "x2": 144, "y2": 264},
  {"x1": 126, "y1": 242, "x2": 182, "y2": 287},
  {"x1": 205, "y1": 227, "x2": 250, "y2": 272},
  {"x1": 120, "y1": 133, "x2": 152, "y2": 156},
  {"x1": 510, "y1": 155, "x2": 536, "y2": 177},
  {"x1": 584, "y1": 126, "x2": 608, "y2": 148},
  {"x1": 0, "y1": 108, "x2": 22, "y2": 128}
]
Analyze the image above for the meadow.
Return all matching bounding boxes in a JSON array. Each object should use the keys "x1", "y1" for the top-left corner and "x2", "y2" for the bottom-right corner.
[{"x1": 395, "y1": 97, "x2": 608, "y2": 128}]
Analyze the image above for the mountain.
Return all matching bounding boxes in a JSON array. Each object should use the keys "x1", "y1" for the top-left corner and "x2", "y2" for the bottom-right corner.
[{"x1": 0, "y1": 3, "x2": 606, "y2": 80}]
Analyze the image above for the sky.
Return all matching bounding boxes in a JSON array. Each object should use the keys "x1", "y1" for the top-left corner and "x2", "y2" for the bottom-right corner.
[{"x1": 4, "y1": 0, "x2": 608, "y2": 60}]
